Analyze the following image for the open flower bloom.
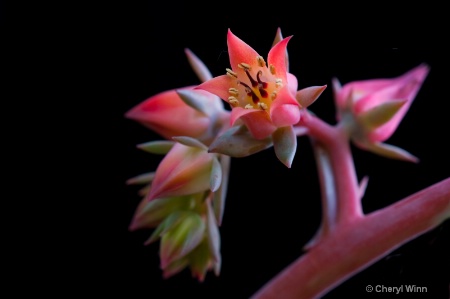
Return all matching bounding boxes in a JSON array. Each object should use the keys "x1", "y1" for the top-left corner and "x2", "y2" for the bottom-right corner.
[
  {"x1": 196, "y1": 29, "x2": 301, "y2": 140},
  {"x1": 333, "y1": 63, "x2": 430, "y2": 161}
]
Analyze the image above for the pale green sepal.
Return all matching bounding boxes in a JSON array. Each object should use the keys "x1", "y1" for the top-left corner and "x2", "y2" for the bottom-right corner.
[
  {"x1": 137, "y1": 140, "x2": 175, "y2": 154},
  {"x1": 359, "y1": 176, "x2": 369, "y2": 200},
  {"x1": 144, "y1": 211, "x2": 185, "y2": 245},
  {"x1": 188, "y1": 240, "x2": 210, "y2": 282},
  {"x1": 177, "y1": 89, "x2": 210, "y2": 116},
  {"x1": 357, "y1": 140, "x2": 419, "y2": 163},
  {"x1": 144, "y1": 221, "x2": 166, "y2": 245},
  {"x1": 357, "y1": 99, "x2": 407, "y2": 130},
  {"x1": 213, "y1": 258, "x2": 221, "y2": 277},
  {"x1": 272, "y1": 126, "x2": 297, "y2": 168},
  {"x1": 126, "y1": 172, "x2": 155, "y2": 185},
  {"x1": 133, "y1": 196, "x2": 189, "y2": 229},
  {"x1": 162, "y1": 256, "x2": 189, "y2": 279},
  {"x1": 272, "y1": 27, "x2": 284, "y2": 47},
  {"x1": 138, "y1": 185, "x2": 151, "y2": 197},
  {"x1": 295, "y1": 85, "x2": 327, "y2": 108},
  {"x1": 160, "y1": 212, "x2": 206, "y2": 268},
  {"x1": 271, "y1": 27, "x2": 289, "y2": 72},
  {"x1": 206, "y1": 200, "x2": 221, "y2": 263},
  {"x1": 210, "y1": 157, "x2": 222, "y2": 192},
  {"x1": 172, "y1": 136, "x2": 208, "y2": 150},
  {"x1": 184, "y1": 48, "x2": 213, "y2": 83},
  {"x1": 331, "y1": 77, "x2": 342, "y2": 98},
  {"x1": 208, "y1": 125, "x2": 273, "y2": 157},
  {"x1": 213, "y1": 155, "x2": 230, "y2": 225}
]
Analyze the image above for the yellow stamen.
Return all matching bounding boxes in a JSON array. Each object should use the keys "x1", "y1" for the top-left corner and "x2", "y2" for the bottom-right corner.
[
  {"x1": 270, "y1": 64, "x2": 276, "y2": 75},
  {"x1": 245, "y1": 104, "x2": 254, "y2": 109},
  {"x1": 258, "y1": 102, "x2": 268, "y2": 110},
  {"x1": 226, "y1": 68, "x2": 237, "y2": 78},
  {"x1": 257, "y1": 56, "x2": 266, "y2": 67},
  {"x1": 228, "y1": 97, "x2": 239, "y2": 106},
  {"x1": 275, "y1": 78, "x2": 283, "y2": 88},
  {"x1": 228, "y1": 88, "x2": 239, "y2": 96},
  {"x1": 238, "y1": 63, "x2": 251, "y2": 70},
  {"x1": 271, "y1": 91, "x2": 277, "y2": 100}
]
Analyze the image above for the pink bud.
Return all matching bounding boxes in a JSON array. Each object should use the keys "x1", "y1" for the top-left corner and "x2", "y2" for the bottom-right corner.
[
  {"x1": 147, "y1": 142, "x2": 215, "y2": 201},
  {"x1": 333, "y1": 64, "x2": 429, "y2": 161},
  {"x1": 125, "y1": 87, "x2": 221, "y2": 140}
]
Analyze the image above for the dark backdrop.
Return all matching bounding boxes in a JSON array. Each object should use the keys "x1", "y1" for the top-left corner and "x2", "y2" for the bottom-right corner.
[{"x1": 27, "y1": 2, "x2": 448, "y2": 299}]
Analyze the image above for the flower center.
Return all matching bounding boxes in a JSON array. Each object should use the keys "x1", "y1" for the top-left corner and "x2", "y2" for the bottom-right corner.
[{"x1": 226, "y1": 56, "x2": 283, "y2": 111}]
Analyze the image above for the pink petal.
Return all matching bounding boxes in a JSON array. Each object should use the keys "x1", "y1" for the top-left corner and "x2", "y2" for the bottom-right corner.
[
  {"x1": 125, "y1": 87, "x2": 210, "y2": 139},
  {"x1": 287, "y1": 73, "x2": 298, "y2": 96},
  {"x1": 271, "y1": 104, "x2": 301, "y2": 128},
  {"x1": 229, "y1": 107, "x2": 257, "y2": 126},
  {"x1": 270, "y1": 87, "x2": 300, "y2": 127},
  {"x1": 230, "y1": 107, "x2": 276, "y2": 139},
  {"x1": 195, "y1": 75, "x2": 234, "y2": 103},
  {"x1": 267, "y1": 36, "x2": 292, "y2": 82},
  {"x1": 227, "y1": 29, "x2": 260, "y2": 77},
  {"x1": 148, "y1": 143, "x2": 213, "y2": 200}
]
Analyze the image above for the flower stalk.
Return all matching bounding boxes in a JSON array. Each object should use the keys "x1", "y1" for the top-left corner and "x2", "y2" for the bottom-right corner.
[{"x1": 252, "y1": 177, "x2": 450, "y2": 299}]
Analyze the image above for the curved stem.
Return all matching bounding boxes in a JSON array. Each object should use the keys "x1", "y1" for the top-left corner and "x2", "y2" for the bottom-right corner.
[
  {"x1": 252, "y1": 178, "x2": 450, "y2": 299},
  {"x1": 303, "y1": 141, "x2": 337, "y2": 250},
  {"x1": 300, "y1": 112, "x2": 362, "y2": 225}
]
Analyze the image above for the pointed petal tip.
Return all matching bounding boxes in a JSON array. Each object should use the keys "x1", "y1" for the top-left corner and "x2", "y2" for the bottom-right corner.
[
  {"x1": 124, "y1": 108, "x2": 136, "y2": 120},
  {"x1": 128, "y1": 221, "x2": 138, "y2": 232}
]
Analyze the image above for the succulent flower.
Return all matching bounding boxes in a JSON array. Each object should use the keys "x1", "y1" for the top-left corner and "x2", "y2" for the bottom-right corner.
[
  {"x1": 196, "y1": 29, "x2": 300, "y2": 140},
  {"x1": 196, "y1": 29, "x2": 326, "y2": 167},
  {"x1": 333, "y1": 63, "x2": 430, "y2": 161}
]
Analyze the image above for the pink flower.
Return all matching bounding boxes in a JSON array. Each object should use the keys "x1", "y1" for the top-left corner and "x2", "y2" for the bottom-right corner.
[
  {"x1": 196, "y1": 29, "x2": 301, "y2": 140},
  {"x1": 333, "y1": 63, "x2": 430, "y2": 161},
  {"x1": 125, "y1": 87, "x2": 225, "y2": 141},
  {"x1": 146, "y1": 140, "x2": 220, "y2": 201}
]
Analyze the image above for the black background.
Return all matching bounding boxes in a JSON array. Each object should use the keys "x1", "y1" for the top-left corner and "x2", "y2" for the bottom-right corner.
[{"x1": 14, "y1": 2, "x2": 448, "y2": 299}]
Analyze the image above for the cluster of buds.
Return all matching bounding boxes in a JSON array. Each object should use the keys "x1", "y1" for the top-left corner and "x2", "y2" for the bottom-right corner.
[
  {"x1": 126, "y1": 49, "x2": 230, "y2": 280},
  {"x1": 127, "y1": 142, "x2": 224, "y2": 280}
]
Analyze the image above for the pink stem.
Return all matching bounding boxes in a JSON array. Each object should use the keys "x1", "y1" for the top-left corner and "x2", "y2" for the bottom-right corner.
[
  {"x1": 252, "y1": 177, "x2": 450, "y2": 299},
  {"x1": 301, "y1": 113, "x2": 362, "y2": 225}
]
